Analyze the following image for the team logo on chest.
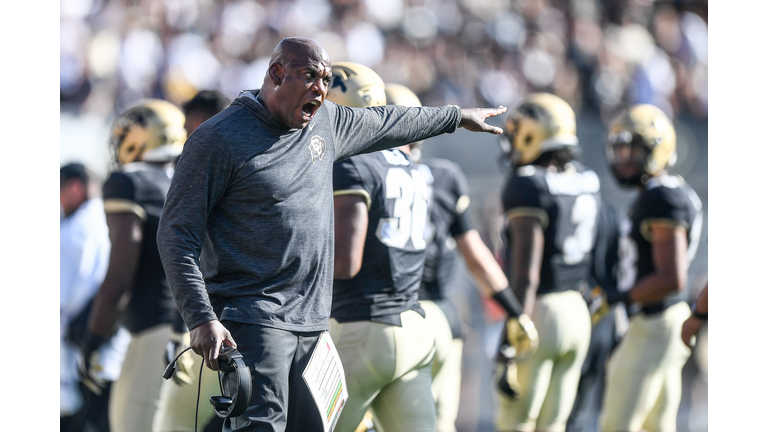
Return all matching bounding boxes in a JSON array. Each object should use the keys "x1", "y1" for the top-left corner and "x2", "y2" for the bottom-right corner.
[{"x1": 308, "y1": 135, "x2": 327, "y2": 164}]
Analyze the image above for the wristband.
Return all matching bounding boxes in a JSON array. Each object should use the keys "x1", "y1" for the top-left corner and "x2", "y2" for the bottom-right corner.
[
  {"x1": 692, "y1": 309, "x2": 707, "y2": 321},
  {"x1": 492, "y1": 287, "x2": 524, "y2": 318},
  {"x1": 606, "y1": 290, "x2": 632, "y2": 306}
]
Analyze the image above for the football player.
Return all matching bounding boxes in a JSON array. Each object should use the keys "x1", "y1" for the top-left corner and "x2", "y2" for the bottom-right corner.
[
  {"x1": 385, "y1": 83, "x2": 533, "y2": 432},
  {"x1": 327, "y1": 62, "x2": 437, "y2": 432},
  {"x1": 496, "y1": 93, "x2": 599, "y2": 432},
  {"x1": 79, "y1": 99, "x2": 187, "y2": 432},
  {"x1": 599, "y1": 104, "x2": 703, "y2": 432}
]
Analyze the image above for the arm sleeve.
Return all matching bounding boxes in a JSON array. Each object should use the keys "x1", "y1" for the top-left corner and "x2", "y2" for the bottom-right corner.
[
  {"x1": 501, "y1": 176, "x2": 549, "y2": 228},
  {"x1": 330, "y1": 103, "x2": 462, "y2": 161},
  {"x1": 157, "y1": 128, "x2": 235, "y2": 330},
  {"x1": 643, "y1": 187, "x2": 690, "y2": 222},
  {"x1": 448, "y1": 163, "x2": 474, "y2": 237},
  {"x1": 102, "y1": 173, "x2": 147, "y2": 220},
  {"x1": 638, "y1": 187, "x2": 691, "y2": 241},
  {"x1": 333, "y1": 158, "x2": 371, "y2": 209},
  {"x1": 102, "y1": 172, "x2": 135, "y2": 201}
]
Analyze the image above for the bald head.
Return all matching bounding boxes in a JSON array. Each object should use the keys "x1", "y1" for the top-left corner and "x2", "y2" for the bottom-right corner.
[
  {"x1": 269, "y1": 37, "x2": 330, "y2": 73},
  {"x1": 258, "y1": 37, "x2": 333, "y2": 129}
]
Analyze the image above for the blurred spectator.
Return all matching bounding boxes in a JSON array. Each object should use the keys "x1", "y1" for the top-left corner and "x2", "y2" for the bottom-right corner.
[
  {"x1": 60, "y1": 162, "x2": 129, "y2": 432},
  {"x1": 60, "y1": 0, "x2": 707, "y2": 124}
]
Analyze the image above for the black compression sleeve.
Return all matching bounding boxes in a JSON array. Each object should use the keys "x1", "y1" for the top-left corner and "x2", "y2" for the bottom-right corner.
[{"x1": 492, "y1": 287, "x2": 524, "y2": 318}]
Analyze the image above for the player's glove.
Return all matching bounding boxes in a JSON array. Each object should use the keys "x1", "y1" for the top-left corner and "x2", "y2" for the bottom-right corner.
[
  {"x1": 164, "y1": 331, "x2": 194, "y2": 386},
  {"x1": 505, "y1": 314, "x2": 539, "y2": 361},
  {"x1": 495, "y1": 350, "x2": 523, "y2": 399},
  {"x1": 78, "y1": 331, "x2": 108, "y2": 395},
  {"x1": 587, "y1": 286, "x2": 611, "y2": 326},
  {"x1": 493, "y1": 314, "x2": 538, "y2": 400}
]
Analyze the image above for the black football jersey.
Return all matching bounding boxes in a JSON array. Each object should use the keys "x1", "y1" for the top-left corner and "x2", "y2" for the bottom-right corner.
[
  {"x1": 102, "y1": 162, "x2": 176, "y2": 334},
  {"x1": 618, "y1": 174, "x2": 703, "y2": 314},
  {"x1": 502, "y1": 161, "x2": 602, "y2": 296},
  {"x1": 332, "y1": 149, "x2": 429, "y2": 326},
  {"x1": 416, "y1": 158, "x2": 474, "y2": 302}
]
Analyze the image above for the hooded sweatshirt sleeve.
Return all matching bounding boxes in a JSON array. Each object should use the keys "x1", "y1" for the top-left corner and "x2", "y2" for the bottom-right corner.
[
  {"x1": 329, "y1": 102, "x2": 462, "y2": 161},
  {"x1": 157, "y1": 127, "x2": 234, "y2": 330}
]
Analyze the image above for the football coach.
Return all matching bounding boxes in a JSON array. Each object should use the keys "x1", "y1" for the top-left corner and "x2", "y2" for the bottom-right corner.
[{"x1": 157, "y1": 36, "x2": 506, "y2": 432}]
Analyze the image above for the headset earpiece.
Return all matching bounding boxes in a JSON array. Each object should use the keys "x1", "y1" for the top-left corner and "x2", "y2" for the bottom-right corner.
[{"x1": 211, "y1": 346, "x2": 252, "y2": 419}]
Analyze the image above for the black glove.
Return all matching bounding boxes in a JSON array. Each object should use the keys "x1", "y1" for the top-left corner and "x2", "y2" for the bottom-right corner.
[{"x1": 78, "y1": 331, "x2": 107, "y2": 395}]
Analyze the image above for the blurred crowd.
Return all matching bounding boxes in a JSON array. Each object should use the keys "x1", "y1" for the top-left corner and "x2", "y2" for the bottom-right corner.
[{"x1": 60, "y1": 0, "x2": 708, "y2": 125}]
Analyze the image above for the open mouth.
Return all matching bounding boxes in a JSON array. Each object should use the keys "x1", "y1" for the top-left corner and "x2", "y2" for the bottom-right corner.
[{"x1": 302, "y1": 100, "x2": 321, "y2": 120}]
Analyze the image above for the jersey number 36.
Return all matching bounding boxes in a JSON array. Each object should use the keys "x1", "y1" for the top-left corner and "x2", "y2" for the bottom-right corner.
[{"x1": 376, "y1": 167, "x2": 430, "y2": 250}]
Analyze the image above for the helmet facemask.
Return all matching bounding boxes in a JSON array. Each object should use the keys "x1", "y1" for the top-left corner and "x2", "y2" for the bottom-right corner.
[{"x1": 606, "y1": 133, "x2": 652, "y2": 186}]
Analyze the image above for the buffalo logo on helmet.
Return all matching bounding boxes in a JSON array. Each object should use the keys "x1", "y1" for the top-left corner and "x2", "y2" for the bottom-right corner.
[{"x1": 326, "y1": 62, "x2": 386, "y2": 109}]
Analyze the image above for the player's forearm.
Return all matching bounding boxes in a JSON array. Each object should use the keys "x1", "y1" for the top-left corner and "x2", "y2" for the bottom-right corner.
[
  {"x1": 512, "y1": 277, "x2": 539, "y2": 316},
  {"x1": 694, "y1": 284, "x2": 708, "y2": 314},
  {"x1": 87, "y1": 275, "x2": 133, "y2": 338},
  {"x1": 457, "y1": 230, "x2": 509, "y2": 297},
  {"x1": 628, "y1": 270, "x2": 686, "y2": 305}
]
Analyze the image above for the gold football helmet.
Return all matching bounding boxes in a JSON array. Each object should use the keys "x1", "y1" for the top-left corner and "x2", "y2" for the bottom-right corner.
[
  {"x1": 605, "y1": 104, "x2": 676, "y2": 186},
  {"x1": 385, "y1": 83, "x2": 424, "y2": 161},
  {"x1": 501, "y1": 93, "x2": 578, "y2": 166},
  {"x1": 326, "y1": 62, "x2": 386, "y2": 108},
  {"x1": 384, "y1": 83, "x2": 422, "y2": 108},
  {"x1": 110, "y1": 99, "x2": 187, "y2": 166}
]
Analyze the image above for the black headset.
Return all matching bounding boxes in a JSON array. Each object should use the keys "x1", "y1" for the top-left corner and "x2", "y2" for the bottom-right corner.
[
  {"x1": 163, "y1": 344, "x2": 252, "y2": 429},
  {"x1": 209, "y1": 346, "x2": 252, "y2": 419}
]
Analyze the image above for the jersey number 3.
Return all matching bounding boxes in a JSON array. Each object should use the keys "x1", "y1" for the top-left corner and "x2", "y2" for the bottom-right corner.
[
  {"x1": 376, "y1": 167, "x2": 429, "y2": 250},
  {"x1": 563, "y1": 194, "x2": 598, "y2": 264}
]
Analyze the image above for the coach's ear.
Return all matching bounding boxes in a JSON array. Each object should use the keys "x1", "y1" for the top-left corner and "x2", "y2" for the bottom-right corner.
[{"x1": 268, "y1": 62, "x2": 285, "y2": 86}]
